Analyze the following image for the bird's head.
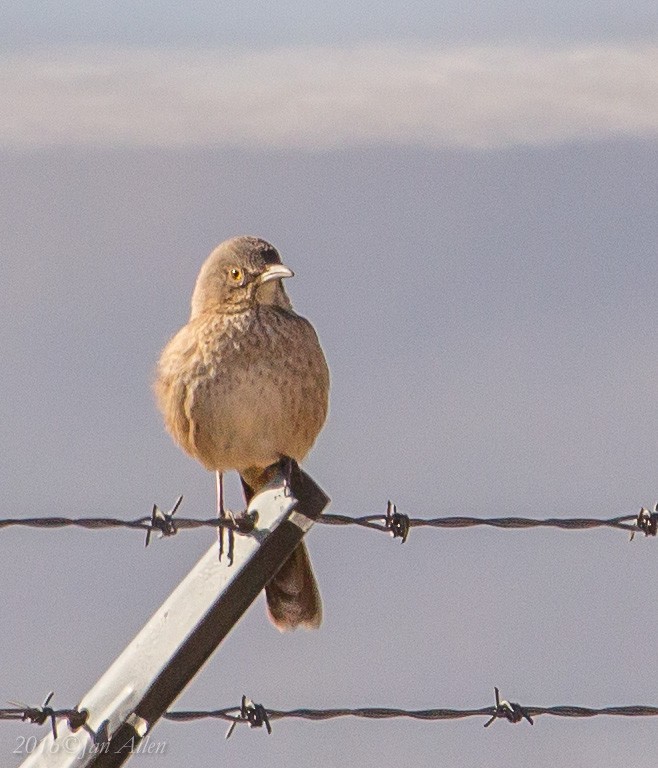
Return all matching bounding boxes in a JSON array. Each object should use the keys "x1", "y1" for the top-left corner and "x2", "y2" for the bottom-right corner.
[{"x1": 190, "y1": 236, "x2": 294, "y2": 316}]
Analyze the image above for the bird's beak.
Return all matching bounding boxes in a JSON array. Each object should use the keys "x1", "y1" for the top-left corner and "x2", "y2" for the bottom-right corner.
[{"x1": 258, "y1": 264, "x2": 294, "y2": 284}]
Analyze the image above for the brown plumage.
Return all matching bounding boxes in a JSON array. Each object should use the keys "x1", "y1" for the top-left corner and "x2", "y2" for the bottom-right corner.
[{"x1": 154, "y1": 236, "x2": 329, "y2": 630}]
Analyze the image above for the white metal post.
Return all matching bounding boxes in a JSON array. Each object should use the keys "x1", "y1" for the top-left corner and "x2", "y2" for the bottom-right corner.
[{"x1": 18, "y1": 464, "x2": 329, "y2": 768}]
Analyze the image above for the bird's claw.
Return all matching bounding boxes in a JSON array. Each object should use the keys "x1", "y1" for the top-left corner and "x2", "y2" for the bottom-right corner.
[{"x1": 218, "y1": 508, "x2": 236, "y2": 565}]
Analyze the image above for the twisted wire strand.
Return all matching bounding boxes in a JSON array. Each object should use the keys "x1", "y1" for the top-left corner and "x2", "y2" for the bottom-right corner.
[
  {"x1": 0, "y1": 512, "x2": 643, "y2": 533},
  {"x1": 319, "y1": 513, "x2": 638, "y2": 532},
  {"x1": 162, "y1": 703, "x2": 658, "y2": 723},
  {"x1": 3, "y1": 702, "x2": 658, "y2": 729}
]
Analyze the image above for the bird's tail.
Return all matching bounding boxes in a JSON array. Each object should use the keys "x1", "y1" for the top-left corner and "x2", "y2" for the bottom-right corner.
[{"x1": 241, "y1": 466, "x2": 322, "y2": 631}]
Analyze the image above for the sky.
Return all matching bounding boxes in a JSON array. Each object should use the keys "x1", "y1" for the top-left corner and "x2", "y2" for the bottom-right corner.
[{"x1": 1, "y1": 3, "x2": 657, "y2": 768}]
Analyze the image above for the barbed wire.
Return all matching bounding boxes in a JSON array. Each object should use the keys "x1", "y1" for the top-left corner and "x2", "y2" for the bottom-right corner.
[
  {"x1": 4, "y1": 690, "x2": 658, "y2": 741},
  {"x1": 0, "y1": 692, "x2": 90, "y2": 740},
  {"x1": 0, "y1": 500, "x2": 656, "y2": 544},
  {"x1": 163, "y1": 689, "x2": 658, "y2": 736}
]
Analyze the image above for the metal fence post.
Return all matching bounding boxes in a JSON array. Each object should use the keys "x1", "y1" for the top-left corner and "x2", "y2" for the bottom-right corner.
[{"x1": 18, "y1": 464, "x2": 329, "y2": 767}]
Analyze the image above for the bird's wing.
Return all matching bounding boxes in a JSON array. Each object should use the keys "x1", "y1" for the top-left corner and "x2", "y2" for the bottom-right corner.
[{"x1": 154, "y1": 326, "x2": 201, "y2": 456}]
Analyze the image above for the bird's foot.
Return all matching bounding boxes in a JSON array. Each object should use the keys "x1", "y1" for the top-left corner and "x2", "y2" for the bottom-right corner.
[{"x1": 218, "y1": 507, "x2": 236, "y2": 565}]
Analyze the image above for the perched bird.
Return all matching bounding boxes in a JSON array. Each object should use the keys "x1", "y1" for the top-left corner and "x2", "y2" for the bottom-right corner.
[{"x1": 155, "y1": 236, "x2": 329, "y2": 630}]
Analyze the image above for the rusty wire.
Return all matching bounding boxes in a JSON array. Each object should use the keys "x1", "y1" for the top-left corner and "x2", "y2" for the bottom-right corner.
[
  {"x1": 0, "y1": 501, "x2": 655, "y2": 544},
  {"x1": 162, "y1": 697, "x2": 658, "y2": 734},
  {"x1": 5, "y1": 690, "x2": 658, "y2": 740},
  {"x1": 0, "y1": 693, "x2": 89, "y2": 740}
]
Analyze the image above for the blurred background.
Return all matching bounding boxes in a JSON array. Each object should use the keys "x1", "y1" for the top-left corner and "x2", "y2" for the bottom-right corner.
[{"x1": 1, "y1": 3, "x2": 657, "y2": 766}]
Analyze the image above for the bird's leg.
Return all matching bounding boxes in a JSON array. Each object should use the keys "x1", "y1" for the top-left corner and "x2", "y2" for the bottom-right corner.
[
  {"x1": 216, "y1": 470, "x2": 224, "y2": 560},
  {"x1": 216, "y1": 471, "x2": 235, "y2": 564},
  {"x1": 216, "y1": 470, "x2": 224, "y2": 516}
]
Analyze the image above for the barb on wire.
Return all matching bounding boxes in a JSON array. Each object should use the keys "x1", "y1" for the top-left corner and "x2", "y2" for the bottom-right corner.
[
  {"x1": 145, "y1": 495, "x2": 183, "y2": 547},
  {"x1": 630, "y1": 504, "x2": 658, "y2": 541},
  {"x1": 385, "y1": 501, "x2": 410, "y2": 542},
  {"x1": 0, "y1": 501, "x2": 655, "y2": 541},
  {"x1": 1, "y1": 692, "x2": 88, "y2": 740},
  {"x1": 483, "y1": 687, "x2": 533, "y2": 727},
  {"x1": 224, "y1": 695, "x2": 272, "y2": 739}
]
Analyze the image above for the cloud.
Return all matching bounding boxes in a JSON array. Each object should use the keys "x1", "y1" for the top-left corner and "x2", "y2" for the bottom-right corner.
[{"x1": 2, "y1": 43, "x2": 657, "y2": 150}]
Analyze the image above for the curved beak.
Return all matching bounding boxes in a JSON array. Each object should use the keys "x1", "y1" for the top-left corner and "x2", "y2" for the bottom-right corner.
[{"x1": 258, "y1": 264, "x2": 294, "y2": 284}]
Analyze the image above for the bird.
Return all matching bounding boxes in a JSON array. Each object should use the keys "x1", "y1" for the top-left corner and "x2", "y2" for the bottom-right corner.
[{"x1": 154, "y1": 236, "x2": 329, "y2": 630}]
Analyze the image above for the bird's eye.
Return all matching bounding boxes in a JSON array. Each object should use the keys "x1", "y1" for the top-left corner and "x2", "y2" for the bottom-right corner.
[{"x1": 228, "y1": 267, "x2": 243, "y2": 283}]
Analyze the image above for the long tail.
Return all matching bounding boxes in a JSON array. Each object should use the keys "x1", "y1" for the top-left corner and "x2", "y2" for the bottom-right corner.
[{"x1": 241, "y1": 467, "x2": 322, "y2": 631}]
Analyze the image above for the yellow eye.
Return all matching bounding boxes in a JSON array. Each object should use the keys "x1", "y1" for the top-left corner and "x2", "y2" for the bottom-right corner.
[{"x1": 228, "y1": 267, "x2": 243, "y2": 283}]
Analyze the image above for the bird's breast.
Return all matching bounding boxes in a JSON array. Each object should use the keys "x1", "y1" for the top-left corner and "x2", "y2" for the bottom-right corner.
[{"x1": 161, "y1": 307, "x2": 329, "y2": 473}]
